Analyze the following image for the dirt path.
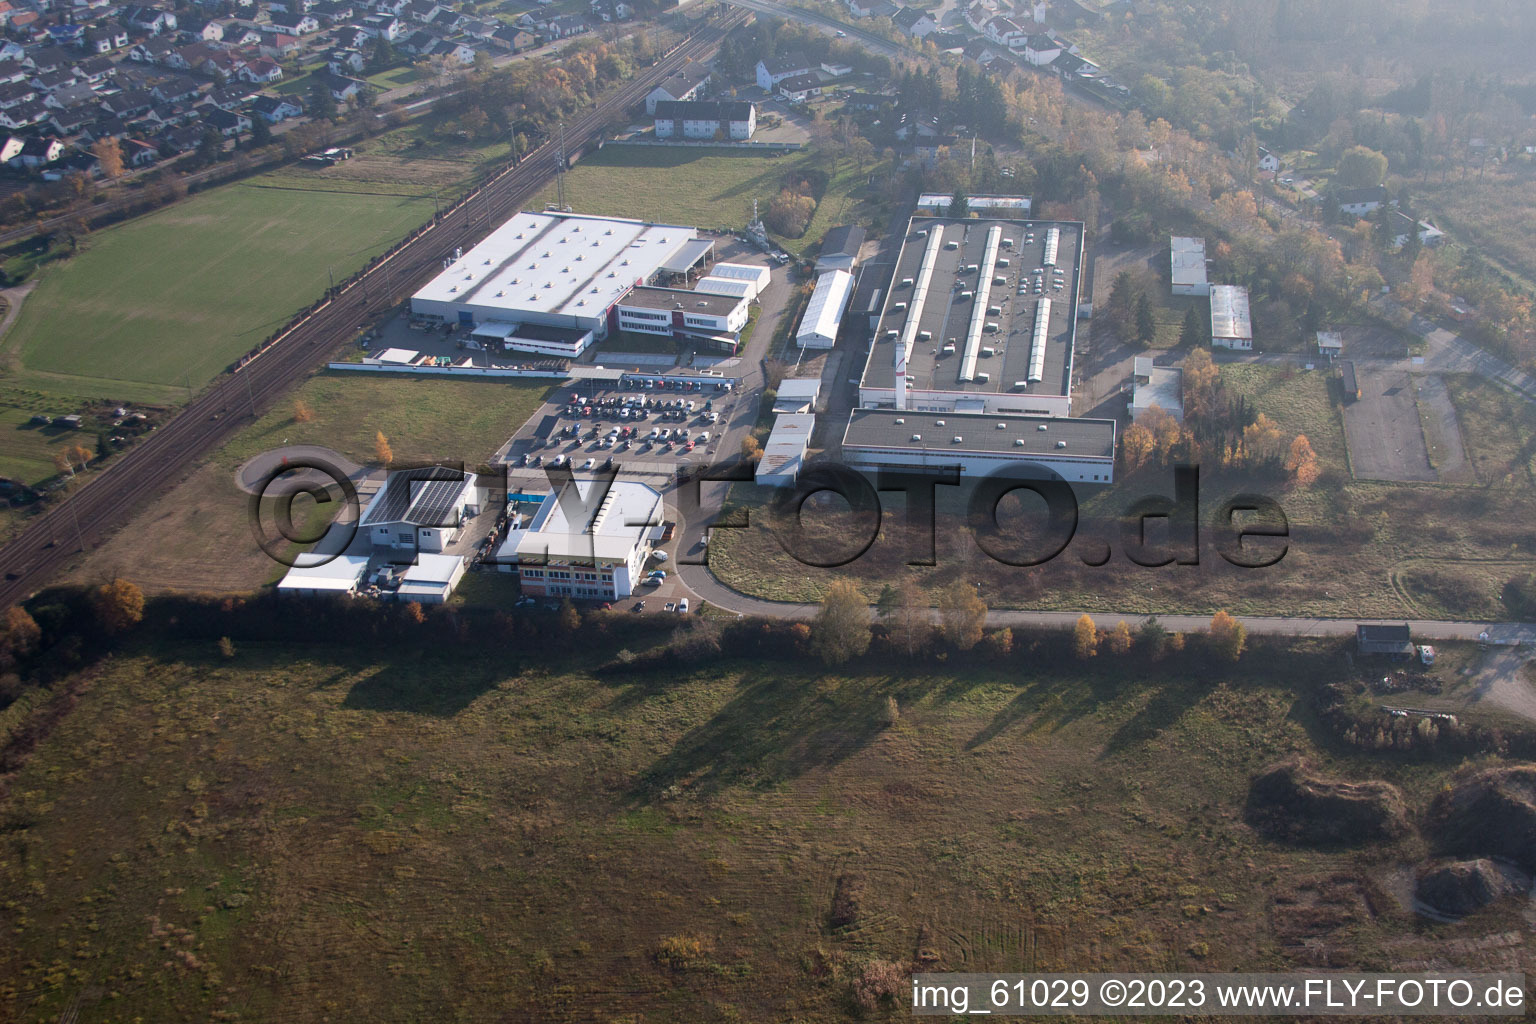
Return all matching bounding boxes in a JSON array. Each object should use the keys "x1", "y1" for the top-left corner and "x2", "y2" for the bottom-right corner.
[
  {"x1": 0, "y1": 280, "x2": 38, "y2": 347},
  {"x1": 1467, "y1": 647, "x2": 1536, "y2": 724}
]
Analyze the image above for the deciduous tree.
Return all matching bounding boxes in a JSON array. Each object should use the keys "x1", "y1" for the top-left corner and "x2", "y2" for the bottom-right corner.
[
  {"x1": 1207, "y1": 610, "x2": 1246, "y2": 662},
  {"x1": 936, "y1": 582, "x2": 986, "y2": 651},
  {"x1": 812, "y1": 580, "x2": 871, "y2": 665},
  {"x1": 1108, "y1": 620, "x2": 1133, "y2": 655},
  {"x1": 1073, "y1": 613, "x2": 1098, "y2": 659},
  {"x1": 91, "y1": 578, "x2": 144, "y2": 635},
  {"x1": 374, "y1": 430, "x2": 393, "y2": 466},
  {"x1": 1285, "y1": 434, "x2": 1320, "y2": 487}
]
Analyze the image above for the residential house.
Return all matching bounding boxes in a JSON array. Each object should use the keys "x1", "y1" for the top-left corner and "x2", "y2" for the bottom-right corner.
[
  {"x1": 402, "y1": 0, "x2": 442, "y2": 21},
  {"x1": 99, "y1": 87, "x2": 153, "y2": 117},
  {"x1": 910, "y1": 134, "x2": 955, "y2": 168},
  {"x1": 316, "y1": 70, "x2": 363, "y2": 101},
  {"x1": 425, "y1": 6, "x2": 463, "y2": 31},
  {"x1": 0, "y1": 134, "x2": 21, "y2": 161},
  {"x1": 962, "y1": 39, "x2": 999, "y2": 63},
  {"x1": 0, "y1": 79, "x2": 36, "y2": 108},
  {"x1": 9, "y1": 134, "x2": 61, "y2": 167},
  {"x1": 1257, "y1": 145, "x2": 1279, "y2": 173},
  {"x1": 151, "y1": 74, "x2": 201, "y2": 102},
  {"x1": 846, "y1": 0, "x2": 874, "y2": 16},
  {"x1": 927, "y1": 32, "x2": 968, "y2": 53},
  {"x1": 81, "y1": 22, "x2": 129, "y2": 53},
  {"x1": 239, "y1": 56, "x2": 283, "y2": 83},
  {"x1": 182, "y1": 17, "x2": 224, "y2": 40},
  {"x1": 121, "y1": 135, "x2": 157, "y2": 166},
  {"x1": 984, "y1": 16, "x2": 1027, "y2": 49},
  {"x1": 47, "y1": 23, "x2": 85, "y2": 47},
  {"x1": 29, "y1": 67, "x2": 76, "y2": 92},
  {"x1": 204, "y1": 105, "x2": 249, "y2": 136},
  {"x1": 963, "y1": 2, "x2": 991, "y2": 30},
  {"x1": 127, "y1": 36, "x2": 175, "y2": 62},
  {"x1": 460, "y1": 18, "x2": 499, "y2": 38},
  {"x1": 373, "y1": 0, "x2": 409, "y2": 15},
  {"x1": 644, "y1": 59, "x2": 707, "y2": 114},
  {"x1": 866, "y1": 1, "x2": 899, "y2": 18},
  {"x1": 399, "y1": 30, "x2": 438, "y2": 56},
  {"x1": 223, "y1": 24, "x2": 263, "y2": 46},
  {"x1": 589, "y1": 0, "x2": 631, "y2": 21},
  {"x1": 1050, "y1": 51, "x2": 1096, "y2": 78},
  {"x1": 269, "y1": 11, "x2": 320, "y2": 34},
  {"x1": 820, "y1": 60, "x2": 852, "y2": 77},
  {"x1": 326, "y1": 47, "x2": 364, "y2": 73},
  {"x1": 25, "y1": 47, "x2": 78, "y2": 74},
  {"x1": 488, "y1": 26, "x2": 533, "y2": 51},
  {"x1": 75, "y1": 56, "x2": 115, "y2": 82},
  {"x1": 755, "y1": 53, "x2": 811, "y2": 92},
  {"x1": 776, "y1": 72, "x2": 821, "y2": 104},
  {"x1": 311, "y1": 0, "x2": 356, "y2": 24},
  {"x1": 155, "y1": 122, "x2": 202, "y2": 154},
  {"x1": 424, "y1": 39, "x2": 475, "y2": 64},
  {"x1": 45, "y1": 79, "x2": 97, "y2": 106},
  {"x1": 891, "y1": 5, "x2": 935, "y2": 37},
  {"x1": 48, "y1": 103, "x2": 96, "y2": 135},
  {"x1": 1334, "y1": 184, "x2": 1391, "y2": 217},
  {"x1": 1387, "y1": 210, "x2": 1445, "y2": 249},
  {"x1": 0, "y1": 98, "x2": 48, "y2": 127},
  {"x1": 359, "y1": 13, "x2": 403, "y2": 39},
  {"x1": 542, "y1": 14, "x2": 589, "y2": 38},
  {"x1": 258, "y1": 33, "x2": 301, "y2": 59},
  {"x1": 1023, "y1": 32, "x2": 1059, "y2": 63},
  {"x1": 843, "y1": 91, "x2": 886, "y2": 110},
  {"x1": 251, "y1": 92, "x2": 301, "y2": 121},
  {"x1": 893, "y1": 110, "x2": 939, "y2": 139},
  {"x1": 55, "y1": 147, "x2": 101, "y2": 177},
  {"x1": 0, "y1": 59, "x2": 26, "y2": 85},
  {"x1": 201, "y1": 83, "x2": 252, "y2": 109},
  {"x1": 121, "y1": 5, "x2": 176, "y2": 34},
  {"x1": 653, "y1": 99, "x2": 755, "y2": 140}
]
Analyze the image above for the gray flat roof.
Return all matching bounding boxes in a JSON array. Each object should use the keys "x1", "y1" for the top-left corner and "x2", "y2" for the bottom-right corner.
[
  {"x1": 619, "y1": 285, "x2": 741, "y2": 315},
  {"x1": 843, "y1": 408, "x2": 1115, "y2": 459},
  {"x1": 863, "y1": 217, "x2": 1082, "y2": 399}
]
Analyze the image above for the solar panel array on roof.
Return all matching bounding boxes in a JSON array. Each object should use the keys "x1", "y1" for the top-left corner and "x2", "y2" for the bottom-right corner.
[{"x1": 362, "y1": 468, "x2": 468, "y2": 527}]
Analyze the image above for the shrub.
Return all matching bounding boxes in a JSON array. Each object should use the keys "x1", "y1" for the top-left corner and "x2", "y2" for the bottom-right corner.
[{"x1": 852, "y1": 959, "x2": 906, "y2": 1010}]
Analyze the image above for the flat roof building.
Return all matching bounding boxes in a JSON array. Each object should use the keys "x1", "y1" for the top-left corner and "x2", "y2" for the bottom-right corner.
[
  {"x1": 1130, "y1": 356, "x2": 1183, "y2": 422},
  {"x1": 1170, "y1": 236, "x2": 1208, "y2": 297},
  {"x1": 797, "y1": 269, "x2": 854, "y2": 349},
  {"x1": 841, "y1": 408, "x2": 1115, "y2": 483},
  {"x1": 410, "y1": 211, "x2": 705, "y2": 357},
  {"x1": 396, "y1": 553, "x2": 467, "y2": 604},
  {"x1": 614, "y1": 285, "x2": 750, "y2": 352},
  {"x1": 1316, "y1": 330, "x2": 1343, "y2": 357},
  {"x1": 1209, "y1": 284, "x2": 1252, "y2": 350},
  {"x1": 756, "y1": 412, "x2": 815, "y2": 487},
  {"x1": 860, "y1": 216, "x2": 1084, "y2": 418},
  {"x1": 360, "y1": 466, "x2": 480, "y2": 554},
  {"x1": 276, "y1": 553, "x2": 370, "y2": 597},
  {"x1": 501, "y1": 478, "x2": 664, "y2": 599},
  {"x1": 915, "y1": 193, "x2": 1033, "y2": 215},
  {"x1": 773, "y1": 377, "x2": 822, "y2": 414}
]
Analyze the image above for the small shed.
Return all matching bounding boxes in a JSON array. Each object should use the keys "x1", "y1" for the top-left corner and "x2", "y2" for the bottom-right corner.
[
  {"x1": 1357, "y1": 622, "x2": 1412, "y2": 658},
  {"x1": 396, "y1": 553, "x2": 466, "y2": 604},
  {"x1": 1316, "y1": 331, "x2": 1343, "y2": 358}
]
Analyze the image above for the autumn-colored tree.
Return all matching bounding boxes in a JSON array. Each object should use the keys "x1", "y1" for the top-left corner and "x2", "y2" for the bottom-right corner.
[
  {"x1": 1207, "y1": 610, "x2": 1246, "y2": 662},
  {"x1": 812, "y1": 580, "x2": 871, "y2": 665},
  {"x1": 402, "y1": 600, "x2": 426, "y2": 625},
  {"x1": 764, "y1": 188, "x2": 815, "y2": 237},
  {"x1": 984, "y1": 627, "x2": 1013, "y2": 659},
  {"x1": 1073, "y1": 613, "x2": 1098, "y2": 659},
  {"x1": 91, "y1": 578, "x2": 144, "y2": 635},
  {"x1": 1241, "y1": 413, "x2": 1283, "y2": 465},
  {"x1": 53, "y1": 451, "x2": 73, "y2": 477},
  {"x1": 557, "y1": 597, "x2": 580, "y2": 636},
  {"x1": 1167, "y1": 631, "x2": 1186, "y2": 654},
  {"x1": 69, "y1": 445, "x2": 92, "y2": 472},
  {"x1": 1285, "y1": 434, "x2": 1320, "y2": 487},
  {"x1": 293, "y1": 400, "x2": 315, "y2": 424},
  {"x1": 217, "y1": 636, "x2": 236, "y2": 659},
  {"x1": 1121, "y1": 422, "x2": 1155, "y2": 471},
  {"x1": 1107, "y1": 620, "x2": 1134, "y2": 655},
  {"x1": 92, "y1": 137, "x2": 124, "y2": 178},
  {"x1": 374, "y1": 430, "x2": 394, "y2": 466},
  {"x1": 1183, "y1": 347, "x2": 1219, "y2": 417},
  {"x1": 741, "y1": 435, "x2": 763, "y2": 460},
  {"x1": 0, "y1": 605, "x2": 40, "y2": 670},
  {"x1": 936, "y1": 581, "x2": 986, "y2": 651}
]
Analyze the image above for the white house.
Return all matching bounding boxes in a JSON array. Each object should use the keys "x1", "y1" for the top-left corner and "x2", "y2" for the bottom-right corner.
[
  {"x1": 1023, "y1": 32, "x2": 1060, "y2": 63},
  {"x1": 1334, "y1": 184, "x2": 1391, "y2": 217},
  {"x1": 653, "y1": 99, "x2": 755, "y2": 140},
  {"x1": 755, "y1": 53, "x2": 811, "y2": 92},
  {"x1": 1209, "y1": 285, "x2": 1253, "y2": 350},
  {"x1": 777, "y1": 73, "x2": 822, "y2": 104},
  {"x1": 985, "y1": 16, "x2": 1028, "y2": 49},
  {"x1": 644, "y1": 59, "x2": 707, "y2": 114},
  {"x1": 891, "y1": 6, "x2": 936, "y2": 37}
]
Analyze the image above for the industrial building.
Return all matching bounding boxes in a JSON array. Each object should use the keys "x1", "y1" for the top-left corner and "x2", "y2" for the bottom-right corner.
[
  {"x1": 756, "y1": 412, "x2": 815, "y2": 487},
  {"x1": 700, "y1": 261, "x2": 771, "y2": 300},
  {"x1": 498, "y1": 478, "x2": 664, "y2": 599},
  {"x1": 1170, "y1": 236, "x2": 1209, "y2": 297},
  {"x1": 1209, "y1": 284, "x2": 1253, "y2": 350},
  {"x1": 613, "y1": 285, "x2": 750, "y2": 351},
  {"x1": 361, "y1": 466, "x2": 480, "y2": 553},
  {"x1": 276, "y1": 553, "x2": 371, "y2": 598},
  {"x1": 841, "y1": 408, "x2": 1116, "y2": 483},
  {"x1": 859, "y1": 216, "x2": 1084, "y2": 418},
  {"x1": 815, "y1": 225, "x2": 865, "y2": 273},
  {"x1": 772, "y1": 377, "x2": 822, "y2": 414},
  {"x1": 915, "y1": 193, "x2": 1032, "y2": 216},
  {"x1": 410, "y1": 211, "x2": 714, "y2": 358},
  {"x1": 797, "y1": 269, "x2": 854, "y2": 349}
]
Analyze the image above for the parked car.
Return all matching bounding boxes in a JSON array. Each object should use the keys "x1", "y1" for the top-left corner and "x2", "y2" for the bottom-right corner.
[
  {"x1": 653, "y1": 550, "x2": 669, "y2": 562},
  {"x1": 676, "y1": 598, "x2": 689, "y2": 613}
]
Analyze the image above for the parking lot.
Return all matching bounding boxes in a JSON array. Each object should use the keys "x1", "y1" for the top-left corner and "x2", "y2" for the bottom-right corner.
[
  {"x1": 1342, "y1": 366, "x2": 1437, "y2": 482},
  {"x1": 495, "y1": 376, "x2": 747, "y2": 481}
]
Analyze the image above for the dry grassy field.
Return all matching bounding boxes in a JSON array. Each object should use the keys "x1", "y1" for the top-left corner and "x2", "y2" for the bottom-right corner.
[{"x1": 0, "y1": 633, "x2": 1525, "y2": 1022}]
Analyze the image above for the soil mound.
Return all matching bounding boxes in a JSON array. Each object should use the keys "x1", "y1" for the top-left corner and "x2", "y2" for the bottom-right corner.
[
  {"x1": 1426, "y1": 763, "x2": 1536, "y2": 871},
  {"x1": 1416, "y1": 859, "x2": 1522, "y2": 917},
  {"x1": 1245, "y1": 759, "x2": 1410, "y2": 846}
]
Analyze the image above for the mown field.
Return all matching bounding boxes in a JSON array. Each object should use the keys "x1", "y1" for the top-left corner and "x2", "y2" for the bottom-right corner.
[
  {"x1": 1, "y1": 185, "x2": 435, "y2": 402},
  {"x1": 710, "y1": 362, "x2": 1536, "y2": 619},
  {"x1": 530, "y1": 146, "x2": 882, "y2": 256},
  {"x1": 0, "y1": 633, "x2": 1521, "y2": 1023}
]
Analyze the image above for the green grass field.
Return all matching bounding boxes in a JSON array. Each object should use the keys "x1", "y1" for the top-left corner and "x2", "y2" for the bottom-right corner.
[
  {"x1": 1, "y1": 185, "x2": 435, "y2": 402},
  {"x1": 0, "y1": 634, "x2": 1516, "y2": 1022},
  {"x1": 531, "y1": 146, "x2": 881, "y2": 255}
]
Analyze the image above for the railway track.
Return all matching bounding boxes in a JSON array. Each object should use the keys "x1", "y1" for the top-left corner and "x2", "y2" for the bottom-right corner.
[{"x1": 0, "y1": 8, "x2": 747, "y2": 608}]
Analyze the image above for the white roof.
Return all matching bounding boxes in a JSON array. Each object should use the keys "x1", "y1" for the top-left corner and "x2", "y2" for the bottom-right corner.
[
  {"x1": 511, "y1": 479, "x2": 662, "y2": 564},
  {"x1": 1316, "y1": 330, "x2": 1343, "y2": 350},
  {"x1": 470, "y1": 320, "x2": 519, "y2": 339},
  {"x1": 373, "y1": 347, "x2": 418, "y2": 363},
  {"x1": 916, "y1": 193, "x2": 1032, "y2": 212},
  {"x1": 798, "y1": 269, "x2": 854, "y2": 342},
  {"x1": 1209, "y1": 285, "x2": 1252, "y2": 341},
  {"x1": 401, "y1": 553, "x2": 464, "y2": 585},
  {"x1": 1131, "y1": 365, "x2": 1183, "y2": 417},
  {"x1": 694, "y1": 277, "x2": 753, "y2": 299},
  {"x1": 707, "y1": 261, "x2": 771, "y2": 285},
  {"x1": 412, "y1": 211, "x2": 696, "y2": 320},
  {"x1": 1170, "y1": 236, "x2": 1207, "y2": 287},
  {"x1": 277, "y1": 553, "x2": 369, "y2": 592},
  {"x1": 776, "y1": 377, "x2": 821, "y2": 401},
  {"x1": 758, "y1": 412, "x2": 815, "y2": 481}
]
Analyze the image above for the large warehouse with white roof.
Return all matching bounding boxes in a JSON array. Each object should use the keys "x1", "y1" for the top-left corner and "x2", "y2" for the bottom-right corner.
[{"x1": 409, "y1": 210, "x2": 713, "y2": 358}]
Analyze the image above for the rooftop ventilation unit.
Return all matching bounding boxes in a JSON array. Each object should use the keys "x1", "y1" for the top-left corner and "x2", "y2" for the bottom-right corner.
[{"x1": 911, "y1": 433, "x2": 922, "y2": 441}]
